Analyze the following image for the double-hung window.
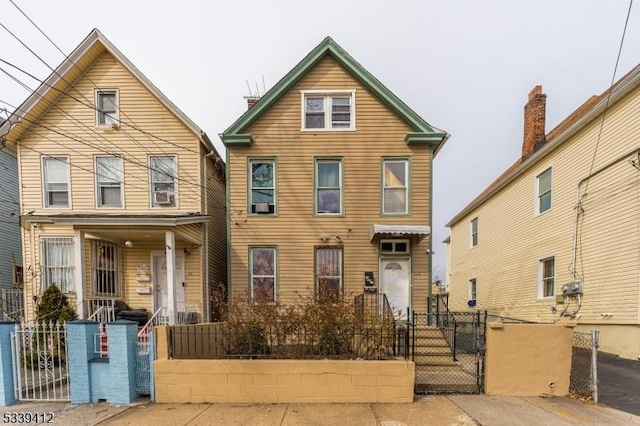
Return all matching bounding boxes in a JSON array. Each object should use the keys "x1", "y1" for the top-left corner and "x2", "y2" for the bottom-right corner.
[
  {"x1": 382, "y1": 159, "x2": 409, "y2": 214},
  {"x1": 41, "y1": 237, "x2": 74, "y2": 293},
  {"x1": 302, "y1": 91, "x2": 355, "y2": 130},
  {"x1": 249, "y1": 160, "x2": 275, "y2": 214},
  {"x1": 150, "y1": 156, "x2": 177, "y2": 207},
  {"x1": 538, "y1": 257, "x2": 555, "y2": 298},
  {"x1": 536, "y1": 167, "x2": 552, "y2": 214},
  {"x1": 315, "y1": 159, "x2": 342, "y2": 215},
  {"x1": 96, "y1": 90, "x2": 118, "y2": 126},
  {"x1": 470, "y1": 217, "x2": 478, "y2": 247},
  {"x1": 250, "y1": 247, "x2": 276, "y2": 302},
  {"x1": 468, "y1": 278, "x2": 477, "y2": 303},
  {"x1": 316, "y1": 247, "x2": 342, "y2": 301},
  {"x1": 96, "y1": 156, "x2": 123, "y2": 207},
  {"x1": 43, "y1": 156, "x2": 70, "y2": 208}
]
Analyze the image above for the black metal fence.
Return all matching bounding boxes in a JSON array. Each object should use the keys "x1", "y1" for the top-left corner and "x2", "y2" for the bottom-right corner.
[{"x1": 412, "y1": 309, "x2": 485, "y2": 394}]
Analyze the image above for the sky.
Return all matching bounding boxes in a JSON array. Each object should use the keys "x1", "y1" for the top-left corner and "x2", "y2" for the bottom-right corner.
[{"x1": 0, "y1": 0, "x2": 638, "y2": 281}]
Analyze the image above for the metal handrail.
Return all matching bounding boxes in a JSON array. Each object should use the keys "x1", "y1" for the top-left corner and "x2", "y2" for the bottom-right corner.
[{"x1": 138, "y1": 306, "x2": 168, "y2": 339}]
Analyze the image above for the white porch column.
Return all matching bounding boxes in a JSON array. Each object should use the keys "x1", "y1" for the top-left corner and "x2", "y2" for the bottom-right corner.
[
  {"x1": 165, "y1": 230, "x2": 176, "y2": 325},
  {"x1": 73, "y1": 230, "x2": 86, "y2": 319}
]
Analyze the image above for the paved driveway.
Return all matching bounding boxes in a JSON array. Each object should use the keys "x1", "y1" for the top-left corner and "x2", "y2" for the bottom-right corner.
[{"x1": 598, "y1": 352, "x2": 640, "y2": 416}]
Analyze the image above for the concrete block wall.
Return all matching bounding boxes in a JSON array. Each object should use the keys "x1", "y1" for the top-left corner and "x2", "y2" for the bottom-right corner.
[{"x1": 154, "y1": 359, "x2": 414, "y2": 404}]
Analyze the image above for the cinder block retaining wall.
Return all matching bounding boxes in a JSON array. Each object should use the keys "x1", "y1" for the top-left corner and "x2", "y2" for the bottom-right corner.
[{"x1": 153, "y1": 359, "x2": 414, "y2": 403}]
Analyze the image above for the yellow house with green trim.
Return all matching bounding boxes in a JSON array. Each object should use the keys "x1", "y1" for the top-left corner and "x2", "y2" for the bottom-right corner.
[
  {"x1": 0, "y1": 29, "x2": 226, "y2": 324},
  {"x1": 446, "y1": 65, "x2": 640, "y2": 360},
  {"x1": 222, "y1": 37, "x2": 449, "y2": 317}
]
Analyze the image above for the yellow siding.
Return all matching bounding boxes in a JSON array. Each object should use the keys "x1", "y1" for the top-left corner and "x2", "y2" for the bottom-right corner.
[
  {"x1": 206, "y1": 153, "x2": 228, "y2": 304},
  {"x1": 229, "y1": 57, "x2": 431, "y2": 310},
  {"x1": 448, "y1": 85, "x2": 640, "y2": 335},
  {"x1": 18, "y1": 52, "x2": 203, "y2": 214}
]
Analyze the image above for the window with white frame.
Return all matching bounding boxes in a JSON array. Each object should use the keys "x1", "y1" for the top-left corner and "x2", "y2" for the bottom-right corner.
[
  {"x1": 470, "y1": 217, "x2": 478, "y2": 247},
  {"x1": 315, "y1": 159, "x2": 342, "y2": 215},
  {"x1": 42, "y1": 156, "x2": 70, "y2": 207},
  {"x1": 316, "y1": 247, "x2": 342, "y2": 300},
  {"x1": 536, "y1": 167, "x2": 552, "y2": 214},
  {"x1": 96, "y1": 90, "x2": 118, "y2": 126},
  {"x1": 468, "y1": 278, "x2": 477, "y2": 303},
  {"x1": 302, "y1": 91, "x2": 355, "y2": 130},
  {"x1": 538, "y1": 257, "x2": 555, "y2": 298},
  {"x1": 382, "y1": 159, "x2": 409, "y2": 214},
  {"x1": 150, "y1": 156, "x2": 176, "y2": 207},
  {"x1": 249, "y1": 160, "x2": 276, "y2": 214},
  {"x1": 250, "y1": 247, "x2": 276, "y2": 302},
  {"x1": 91, "y1": 240, "x2": 121, "y2": 297},
  {"x1": 96, "y1": 156, "x2": 123, "y2": 207},
  {"x1": 41, "y1": 237, "x2": 74, "y2": 293}
]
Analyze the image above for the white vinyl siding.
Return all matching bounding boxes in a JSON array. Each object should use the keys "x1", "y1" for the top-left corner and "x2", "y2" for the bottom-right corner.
[{"x1": 42, "y1": 156, "x2": 70, "y2": 208}]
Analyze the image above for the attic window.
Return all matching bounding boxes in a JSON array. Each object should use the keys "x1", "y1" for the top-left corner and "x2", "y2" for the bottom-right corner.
[
  {"x1": 301, "y1": 90, "x2": 355, "y2": 131},
  {"x1": 96, "y1": 90, "x2": 119, "y2": 126}
]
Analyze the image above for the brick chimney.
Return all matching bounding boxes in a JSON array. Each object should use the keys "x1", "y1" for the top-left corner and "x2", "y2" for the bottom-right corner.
[
  {"x1": 245, "y1": 96, "x2": 261, "y2": 110},
  {"x1": 522, "y1": 85, "x2": 546, "y2": 160}
]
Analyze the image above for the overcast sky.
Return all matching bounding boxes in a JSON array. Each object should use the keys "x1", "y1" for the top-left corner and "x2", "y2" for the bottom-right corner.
[{"x1": 0, "y1": 0, "x2": 638, "y2": 280}]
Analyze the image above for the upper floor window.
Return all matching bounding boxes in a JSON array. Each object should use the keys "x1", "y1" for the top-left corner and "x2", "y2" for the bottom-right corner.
[
  {"x1": 96, "y1": 90, "x2": 119, "y2": 126},
  {"x1": 538, "y1": 256, "x2": 555, "y2": 298},
  {"x1": 250, "y1": 247, "x2": 276, "y2": 302},
  {"x1": 316, "y1": 247, "x2": 342, "y2": 301},
  {"x1": 96, "y1": 156, "x2": 123, "y2": 207},
  {"x1": 315, "y1": 159, "x2": 342, "y2": 215},
  {"x1": 150, "y1": 156, "x2": 176, "y2": 207},
  {"x1": 42, "y1": 156, "x2": 70, "y2": 208},
  {"x1": 470, "y1": 217, "x2": 478, "y2": 247},
  {"x1": 382, "y1": 159, "x2": 409, "y2": 214},
  {"x1": 41, "y1": 237, "x2": 74, "y2": 293},
  {"x1": 301, "y1": 90, "x2": 355, "y2": 130},
  {"x1": 536, "y1": 167, "x2": 552, "y2": 214},
  {"x1": 249, "y1": 160, "x2": 276, "y2": 214}
]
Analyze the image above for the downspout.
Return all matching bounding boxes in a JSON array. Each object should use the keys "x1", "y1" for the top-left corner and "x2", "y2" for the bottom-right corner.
[
  {"x1": 203, "y1": 149, "x2": 217, "y2": 321},
  {"x1": 567, "y1": 146, "x2": 640, "y2": 318}
]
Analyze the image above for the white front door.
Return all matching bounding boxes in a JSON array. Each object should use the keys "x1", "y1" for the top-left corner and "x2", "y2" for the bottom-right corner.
[
  {"x1": 380, "y1": 258, "x2": 410, "y2": 320},
  {"x1": 153, "y1": 253, "x2": 185, "y2": 312}
]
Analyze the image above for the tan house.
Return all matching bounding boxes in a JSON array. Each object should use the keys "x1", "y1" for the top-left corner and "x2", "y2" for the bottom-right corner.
[
  {"x1": 0, "y1": 29, "x2": 226, "y2": 324},
  {"x1": 445, "y1": 64, "x2": 640, "y2": 359},
  {"x1": 222, "y1": 37, "x2": 448, "y2": 318}
]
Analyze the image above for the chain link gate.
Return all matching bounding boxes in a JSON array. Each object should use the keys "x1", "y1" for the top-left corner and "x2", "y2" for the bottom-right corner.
[
  {"x1": 411, "y1": 311, "x2": 485, "y2": 394},
  {"x1": 11, "y1": 322, "x2": 70, "y2": 401}
]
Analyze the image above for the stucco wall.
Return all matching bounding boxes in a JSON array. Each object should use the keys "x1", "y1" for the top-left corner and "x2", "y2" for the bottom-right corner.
[
  {"x1": 485, "y1": 323, "x2": 573, "y2": 396},
  {"x1": 153, "y1": 359, "x2": 414, "y2": 403}
]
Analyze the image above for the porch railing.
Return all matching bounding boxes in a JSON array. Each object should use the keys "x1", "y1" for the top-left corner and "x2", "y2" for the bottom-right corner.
[{"x1": 85, "y1": 298, "x2": 116, "y2": 324}]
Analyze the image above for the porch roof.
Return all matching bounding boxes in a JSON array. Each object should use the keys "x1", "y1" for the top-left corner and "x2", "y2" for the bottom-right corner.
[
  {"x1": 369, "y1": 224, "x2": 431, "y2": 242},
  {"x1": 20, "y1": 214, "x2": 209, "y2": 227}
]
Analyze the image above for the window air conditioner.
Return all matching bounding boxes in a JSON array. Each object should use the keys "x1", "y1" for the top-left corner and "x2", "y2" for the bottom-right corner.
[
  {"x1": 254, "y1": 202, "x2": 271, "y2": 213},
  {"x1": 154, "y1": 191, "x2": 174, "y2": 205}
]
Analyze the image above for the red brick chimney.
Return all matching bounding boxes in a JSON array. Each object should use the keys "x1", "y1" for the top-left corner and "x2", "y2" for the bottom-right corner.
[
  {"x1": 245, "y1": 96, "x2": 261, "y2": 110},
  {"x1": 522, "y1": 85, "x2": 546, "y2": 160}
]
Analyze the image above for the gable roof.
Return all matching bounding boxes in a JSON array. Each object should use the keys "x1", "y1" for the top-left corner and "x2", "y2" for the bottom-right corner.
[
  {"x1": 222, "y1": 36, "x2": 449, "y2": 154},
  {"x1": 0, "y1": 28, "x2": 216, "y2": 153},
  {"x1": 447, "y1": 62, "x2": 640, "y2": 227}
]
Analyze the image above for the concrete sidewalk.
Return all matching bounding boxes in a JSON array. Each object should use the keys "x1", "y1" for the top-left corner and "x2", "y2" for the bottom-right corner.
[{"x1": 2, "y1": 395, "x2": 639, "y2": 425}]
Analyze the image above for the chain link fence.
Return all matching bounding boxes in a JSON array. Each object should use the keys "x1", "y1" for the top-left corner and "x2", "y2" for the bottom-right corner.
[{"x1": 570, "y1": 330, "x2": 599, "y2": 402}]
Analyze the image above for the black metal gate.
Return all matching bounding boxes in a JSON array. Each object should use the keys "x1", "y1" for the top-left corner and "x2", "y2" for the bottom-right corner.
[{"x1": 411, "y1": 300, "x2": 485, "y2": 394}]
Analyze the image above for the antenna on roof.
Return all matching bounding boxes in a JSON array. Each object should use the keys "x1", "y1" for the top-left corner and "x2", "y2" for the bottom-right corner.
[
  {"x1": 262, "y1": 75, "x2": 266, "y2": 94},
  {"x1": 246, "y1": 79, "x2": 253, "y2": 98}
]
